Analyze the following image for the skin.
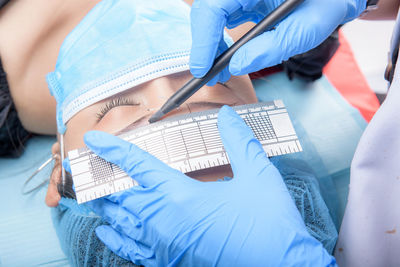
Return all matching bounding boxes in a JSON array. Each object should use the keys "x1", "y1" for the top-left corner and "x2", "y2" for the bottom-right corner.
[
  {"x1": 0, "y1": 1, "x2": 257, "y2": 206},
  {"x1": 0, "y1": 0, "x2": 102, "y2": 134},
  {"x1": 0, "y1": 0, "x2": 254, "y2": 136},
  {"x1": 46, "y1": 71, "x2": 257, "y2": 206}
]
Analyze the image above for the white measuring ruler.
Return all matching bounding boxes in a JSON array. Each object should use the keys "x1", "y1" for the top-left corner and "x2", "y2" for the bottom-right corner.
[{"x1": 69, "y1": 100, "x2": 302, "y2": 204}]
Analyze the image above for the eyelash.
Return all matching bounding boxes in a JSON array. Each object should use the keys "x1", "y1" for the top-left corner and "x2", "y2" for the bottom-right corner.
[{"x1": 96, "y1": 97, "x2": 139, "y2": 122}]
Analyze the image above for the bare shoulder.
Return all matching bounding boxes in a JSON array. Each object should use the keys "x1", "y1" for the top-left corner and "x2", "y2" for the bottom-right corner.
[{"x1": 0, "y1": 0, "x2": 100, "y2": 134}]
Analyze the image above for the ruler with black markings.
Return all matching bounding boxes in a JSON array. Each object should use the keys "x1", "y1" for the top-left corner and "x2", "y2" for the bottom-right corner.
[{"x1": 69, "y1": 101, "x2": 302, "y2": 204}]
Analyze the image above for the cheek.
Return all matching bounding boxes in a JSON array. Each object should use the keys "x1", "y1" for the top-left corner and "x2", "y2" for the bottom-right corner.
[
  {"x1": 63, "y1": 131, "x2": 85, "y2": 155},
  {"x1": 64, "y1": 121, "x2": 93, "y2": 154},
  {"x1": 63, "y1": 105, "x2": 146, "y2": 153},
  {"x1": 63, "y1": 104, "x2": 101, "y2": 153},
  {"x1": 92, "y1": 105, "x2": 145, "y2": 134}
]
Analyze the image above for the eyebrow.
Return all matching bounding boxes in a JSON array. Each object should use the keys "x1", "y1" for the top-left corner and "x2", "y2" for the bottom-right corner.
[
  {"x1": 114, "y1": 101, "x2": 231, "y2": 136},
  {"x1": 186, "y1": 101, "x2": 228, "y2": 109}
]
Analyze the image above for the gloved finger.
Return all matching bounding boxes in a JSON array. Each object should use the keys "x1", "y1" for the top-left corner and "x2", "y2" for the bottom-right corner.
[
  {"x1": 225, "y1": 6, "x2": 266, "y2": 29},
  {"x1": 84, "y1": 131, "x2": 177, "y2": 188},
  {"x1": 89, "y1": 195, "x2": 166, "y2": 248},
  {"x1": 62, "y1": 158, "x2": 71, "y2": 173},
  {"x1": 105, "y1": 187, "x2": 166, "y2": 218},
  {"x1": 217, "y1": 105, "x2": 271, "y2": 178},
  {"x1": 88, "y1": 197, "x2": 159, "y2": 245},
  {"x1": 190, "y1": 0, "x2": 239, "y2": 78},
  {"x1": 219, "y1": 66, "x2": 231, "y2": 84},
  {"x1": 206, "y1": 74, "x2": 220, "y2": 87},
  {"x1": 206, "y1": 38, "x2": 232, "y2": 86},
  {"x1": 229, "y1": 13, "x2": 330, "y2": 75},
  {"x1": 204, "y1": 67, "x2": 231, "y2": 86},
  {"x1": 88, "y1": 198, "x2": 142, "y2": 230},
  {"x1": 96, "y1": 225, "x2": 155, "y2": 266}
]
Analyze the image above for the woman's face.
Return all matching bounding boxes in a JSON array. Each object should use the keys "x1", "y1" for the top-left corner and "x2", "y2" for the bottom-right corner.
[
  {"x1": 46, "y1": 72, "x2": 257, "y2": 206},
  {"x1": 64, "y1": 71, "x2": 257, "y2": 152}
]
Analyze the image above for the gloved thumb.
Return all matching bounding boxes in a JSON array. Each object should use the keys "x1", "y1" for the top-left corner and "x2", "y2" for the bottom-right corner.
[{"x1": 217, "y1": 105, "x2": 271, "y2": 178}]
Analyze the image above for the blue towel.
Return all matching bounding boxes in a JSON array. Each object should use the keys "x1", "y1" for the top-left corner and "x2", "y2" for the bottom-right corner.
[{"x1": 0, "y1": 136, "x2": 69, "y2": 266}]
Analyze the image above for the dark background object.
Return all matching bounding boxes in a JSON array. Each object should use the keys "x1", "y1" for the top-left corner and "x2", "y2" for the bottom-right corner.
[
  {"x1": 0, "y1": 0, "x2": 10, "y2": 10},
  {"x1": 282, "y1": 28, "x2": 340, "y2": 82},
  {"x1": 57, "y1": 172, "x2": 77, "y2": 200},
  {"x1": 0, "y1": 58, "x2": 34, "y2": 158}
]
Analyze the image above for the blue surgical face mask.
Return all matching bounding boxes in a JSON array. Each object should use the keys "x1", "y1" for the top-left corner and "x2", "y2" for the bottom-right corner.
[{"x1": 47, "y1": 0, "x2": 233, "y2": 134}]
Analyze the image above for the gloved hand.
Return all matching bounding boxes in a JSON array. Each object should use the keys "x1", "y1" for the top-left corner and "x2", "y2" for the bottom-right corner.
[
  {"x1": 84, "y1": 106, "x2": 336, "y2": 266},
  {"x1": 189, "y1": 0, "x2": 366, "y2": 83}
]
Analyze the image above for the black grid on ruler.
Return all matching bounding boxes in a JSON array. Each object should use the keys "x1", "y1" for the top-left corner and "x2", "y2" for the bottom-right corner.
[
  {"x1": 89, "y1": 154, "x2": 113, "y2": 183},
  {"x1": 244, "y1": 114, "x2": 276, "y2": 140}
]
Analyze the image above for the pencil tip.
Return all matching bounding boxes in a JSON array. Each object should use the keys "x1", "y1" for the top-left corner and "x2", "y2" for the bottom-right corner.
[{"x1": 148, "y1": 110, "x2": 164, "y2": 123}]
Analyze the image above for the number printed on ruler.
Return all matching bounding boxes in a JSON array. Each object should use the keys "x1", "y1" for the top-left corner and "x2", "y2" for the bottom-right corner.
[{"x1": 69, "y1": 100, "x2": 302, "y2": 204}]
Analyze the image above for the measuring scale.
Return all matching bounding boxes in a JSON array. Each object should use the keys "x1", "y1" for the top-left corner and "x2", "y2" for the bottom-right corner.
[{"x1": 69, "y1": 100, "x2": 302, "y2": 204}]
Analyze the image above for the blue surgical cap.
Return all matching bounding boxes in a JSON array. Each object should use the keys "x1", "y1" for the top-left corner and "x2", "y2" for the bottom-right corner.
[{"x1": 47, "y1": 0, "x2": 233, "y2": 133}]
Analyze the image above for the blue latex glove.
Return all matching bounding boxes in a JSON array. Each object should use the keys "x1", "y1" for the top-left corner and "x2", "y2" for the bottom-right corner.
[
  {"x1": 84, "y1": 106, "x2": 336, "y2": 266},
  {"x1": 189, "y1": 0, "x2": 366, "y2": 82}
]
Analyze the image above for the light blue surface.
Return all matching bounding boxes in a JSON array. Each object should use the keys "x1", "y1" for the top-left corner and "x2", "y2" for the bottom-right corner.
[
  {"x1": 0, "y1": 71, "x2": 366, "y2": 266},
  {"x1": 0, "y1": 136, "x2": 69, "y2": 267}
]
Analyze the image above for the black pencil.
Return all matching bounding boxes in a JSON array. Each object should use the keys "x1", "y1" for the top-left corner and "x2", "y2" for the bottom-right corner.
[{"x1": 149, "y1": 0, "x2": 304, "y2": 123}]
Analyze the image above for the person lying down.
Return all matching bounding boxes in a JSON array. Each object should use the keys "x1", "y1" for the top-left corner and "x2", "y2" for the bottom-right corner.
[{"x1": 8, "y1": 0, "x2": 338, "y2": 265}]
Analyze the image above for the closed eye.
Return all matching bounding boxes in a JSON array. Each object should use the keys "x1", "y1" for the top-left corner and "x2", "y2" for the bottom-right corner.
[{"x1": 96, "y1": 97, "x2": 140, "y2": 122}]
